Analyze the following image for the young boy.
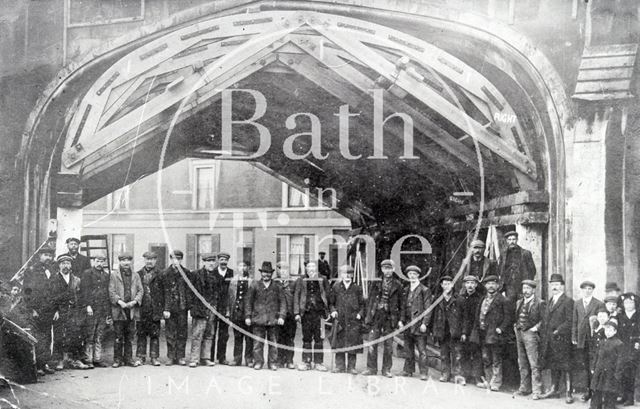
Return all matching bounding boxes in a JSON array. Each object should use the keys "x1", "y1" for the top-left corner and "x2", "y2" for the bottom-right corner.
[
  {"x1": 589, "y1": 307, "x2": 609, "y2": 374},
  {"x1": 590, "y1": 320, "x2": 624, "y2": 409}
]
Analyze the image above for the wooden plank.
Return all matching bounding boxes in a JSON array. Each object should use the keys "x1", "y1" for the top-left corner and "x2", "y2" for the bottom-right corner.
[
  {"x1": 450, "y1": 211, "x2": 549, "y2": 231},
  {"x1": 572, "y1": 92, "x2": 633, "y2": 101},
  {"x1": 446, "y1": 190, "x2": 549, "y2": 217},
  {"x1": 575, "y1": 79, "x2": 632, "y2": 93},
  {"x1": 576, "y1": 67, "x2": 634, "y2": 81},
  {"x1": 582, "y1": 44, "x2": 638, "y2": 58},
  {"x1": 579, "y1": 55, "x2": 636, "y2": 69}
]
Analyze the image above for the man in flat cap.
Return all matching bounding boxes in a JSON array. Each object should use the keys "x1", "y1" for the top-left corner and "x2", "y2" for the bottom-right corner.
[
  {"x1": 361, "y1": 259, "x2": 403, "y2": 377},
  {"x1": 541, "y1": 274, "x2": 574, "y2": 403},
  {"x1": 60, "y1": 237, "x2": 91, "y2": 278},
  {"x1": 457, "y1": 275, "x2": 483, "y2": 386},
  {"x1": 52, "y1": 254, "x2": 89, "y2": 370},
  {"x1": 572, "y1": 280, "x2": 604, "y2": 402},
  {"x1": 318, "y1": 251, "x2": 332, "y2": 281},
  {"x1": 79, "y1": 253, "x2": 112, "y2": 368},
  {"x1": 431, "y1": 275, "x2": 462, "y2": 382},
  {"x1": 162, "y1": 250, "x2": 190, "y2": 365},
  {"x1": 109, "y1": 253, "x2": 143, "y2": 367},
  {"x1": 463, "y1": 240, "x2": 496, "y2": 295},
  {"x1": 617, "y1": 292, "x2": 640, "y2": 406},
  {"x1": 188, "y1": 253, "x2": 218, "y2": 367},
  {"x1": 136, "y1": 251, "x2": 164, "y2": 366},
  {"x1": 499, "y1": 231, "x2": 536, "y2": 301},
  {"x1": 473, "y1": 275, "x2": 510, "y2": 391},
  {"x1": 398, "y1": 265, "x2": 432, "y2": 380},
  {"x1": 227, "y1": 260, "x2": 253, "y2": 367},
  {"x1": 210, "y1": 251, "x2": 233, "y2": 365},
  {"x1": 23, "y1": 245, "x2": 57, "y2": 375},
  {"x1": 514, "y1": 279, "x2": 545, "y2": 399}
]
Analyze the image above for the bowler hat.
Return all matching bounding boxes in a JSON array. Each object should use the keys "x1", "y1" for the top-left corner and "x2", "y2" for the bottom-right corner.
[
  {"x1": 201, "y1": 253, "x2": 217, "y2": 261},
  {"x1": 65, "y1": 237, "x2": 81, "y2": 244},
  {"x1": 521, "y1": 279, "x2": 537, "y2": 289},
  {"x1": 549, "y1": 274, "x2": 565, "y2": 284},
  {"x1": 56, "y1": 254, "x2": 73, "y2": 263},
  {"x1": 483, "y1": 275, "x2": 499, "y2": 284},
  {"x1": 405, "y1": 265, "x2": 422, "y2": 275},
  {"x1": 142, "y1": 251, "x2": 157, "y2": 259},
  {"x1": 380, "y1": 259, "x2": 395, "y2": 268},
  {"x1": 606, "y1": 282, "x2": 621, "y2": 292},
  {"x1": 580, "y1": 280, "x2": 596, "y2": 289},
  {"x1": 118, "y1": 253, "x2": 133, "y2": 261},
  {"x1": 462, "y1": 275, "x2": 479, "y2": 283},
  {"x1": 470, "y1": 240, "x2": 485, "y2": 249},
  {"x1": 170, "y1": 250, "x2": 184, "y2": 259},
  {"x1": 504, "y1": 231, "x2": 518, "y2": 239},
  {"x1": 217, "y1": 252, "x2": 231, "y2": 260},
  {"x1": 259, "y1": 261, "x2": 275, "y2": 273}
]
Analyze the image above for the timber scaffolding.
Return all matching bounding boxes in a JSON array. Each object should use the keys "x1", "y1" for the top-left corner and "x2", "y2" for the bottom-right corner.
[{"x1": 444, "y1": 190, "x2": 549, "y2": 232}]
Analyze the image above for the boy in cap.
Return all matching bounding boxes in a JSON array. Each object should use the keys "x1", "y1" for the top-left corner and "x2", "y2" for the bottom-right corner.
[
  {"x1": 361, "y1": 259, "x2": 403, "y2": 377},
  {"x1": 161, "y1": 250, "x2": 190, "y2": 365},
  {"x1": 514, "y1": 279, "x2": 544, "y2": 399},
  {"x1": 80, "y1": 253, "x2": 112, "y2": 368},
  {"x1": 276, "y1": 261, "x2": 296, "y2": 369},
  {"x1": 457, "y1": 275, "x2": 483, "y2": 386},
  {"x1": 590, "y1": 320, "x2": 625, "y2": 409},
  {"x1": 227, "y1": 260, "x2": 253, "y2": 367},
  {"x1": 60, "y1": 237, "x2": 91, "y2": 278},
  {"x1": 431, "y1": 274, "x2": 461, "y2": 382},
  {"x1": 604, "y1": 296, "x2": 620, "y2": 323},
  {"x1": 617, "y1": 293, "x2": 640, "y2": 406},
  {"x1": 189, "y1": 253, "x2": 217, "y2": 367},
  {"x1": 211, "y1": 251, "x2": 234, "y2": 365},
  {"x1": 589, "y1": 306, "x2": 610, "y2": 374},
  {"x1": 136, "y1": 251, "x2": 164, "y2": 366},
  {"x1": 498, "y1": 231, "x2": 536, "y2": 300},
  {"x1": 109, "y1": 253, "x2": 143, "y2": 367}
]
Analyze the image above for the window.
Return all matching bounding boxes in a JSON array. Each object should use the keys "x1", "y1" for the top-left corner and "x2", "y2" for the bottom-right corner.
[
  {"x1": 276, "y1": 234, "x2": 314, "y2": 276},
  {"x1": 236, "y1": 228, "x2": 254, "y2": 272},
  {"x1": 111, "y1": 234, "x2": 133, "y2": 268},
  {"x1": 109, "y1": 186, "x2": 130, "y2": 211},
  {"x1": 195, "y1": 166, "x2": 215, "y2": 210},
  {"x1": 186, "y1": 234, "x2": 220, "y2": 270},
  {"x1": 283, "y1": 184, "x2": 309, "y2": 208}
]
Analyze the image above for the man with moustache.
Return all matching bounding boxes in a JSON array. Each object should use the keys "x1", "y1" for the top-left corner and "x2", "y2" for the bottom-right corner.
[
  {"x1": 431, "y1": 275, "x2": 462, "y2": 383},
  {"x1": 514, "y1": 280, "x2": 545, "y2": 400},
  {"x1": 245, "y1": 261, "x2": 286, "y2": 370},
  {"x1": 162, "y1": 250, "x2": 190, "y2": 366},
  {"x1": 499, "y1": 231, "x2": 536, "y2": 300},
  {"x1": 211, "y1": 251, "x2": 234, "y2": 365},
  {"x1": 294, "y1": 260, "x2": 330, "y2": 372},
  {"x1": 79, "y1": 253, "x2": 112, "y2": 368},
  {"x1": 462, "y1": 240, "x2": 497, "y2": 295},
  {"x1": 473, "y1": 275, "x2": 510, "y2": 391},
  {"x1": 540, "y1": 274, "x2": 574, "y2": 403},
  {"x1": 23, "y1": 245, "x2": 57, "y2": 376},
  {"x1": 276, "y1": 261, "x2": 296, "y2": 369},
  {"x1": 135, "y1": 251, "x2": 164, "y2": 366},
  {"x1": 109, "y1": 253, "x2": 143, "y2": 368},
  {"x1": 227, "y1": 261, "x2": 253, "y2": 367},
  {"x1": 458, "y1": 275, "x2": 483, "y2": 386},
  {"x1": 361, "y1": 259, "x2": 403, "y2": 378},
  {"x1": 572, "y1": 280, "x2": 604, "y2": 402},
  {"x1": 59, "y1": 238, "x2": 91, "y2": 278},
  {"x1": 189, "y1": 253, "x2": 217, "y2": 368}
]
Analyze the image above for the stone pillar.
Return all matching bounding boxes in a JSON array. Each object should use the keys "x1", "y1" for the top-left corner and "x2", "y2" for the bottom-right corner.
[
  {"x1": 55, "y1": 207, "x2": 83, "y2": 255},
  {"x1": 515, "y1": 223, "x2": 545, "y2": 297}
]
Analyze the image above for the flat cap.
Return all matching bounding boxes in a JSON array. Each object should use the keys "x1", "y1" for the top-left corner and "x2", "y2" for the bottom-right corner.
[
  {"x1": 201, "y1": 253, "x2": 217, "y2": 261},
  {"x1": 170, "y1": 250, "x2": 184, "y2": 258},
  {"x1": 548, "y1": 273, "x2": 565, "y2": 284},
  {"x1": 118, "y1": 253, "x2": 133, "y2": 261},
  {"x1": 57, "y1": 254, "x2": 73, "y2": 263},
  {"x1": 405, "y1": 265, "x2": 422, "y2": 275},
  {"x1": 339, "y1": 265, "x2": 355, "y2": 275},
  {"x1": 521, "y1": 279, "x2": 537, "y2": 288},
  {"x1": 483, "y1": 275, "x2": 499, "y2": 284},
  {"x1": 380, "y1": 259, "x2": 395, "y2": 268},
  {"x1": 38, "y1": 245, "x2": 55, "y2": 254},
  {"x1": 142, "y1": 251, "x2": 157, "y2": 259},
  {"x1": 604, "y1": 295, "x2": 619, "y2": 304},
  {"x1": 462, "y1": 275, "x2": 479, "y2": 283},
  {"x1": 319, "y1": 251, "x2": 326, "y2": 255},
  {"x1": 93, "y1": 254, "x2": 107, "y2": 260},
  {"x1": 604, "y1": 320, "x2": 618, "y2": 330},
  {"x1": 439, "y1": 275, "x2": 453, "y2": 284},
  {"x1": 580, "y1": 280, "x2": 596, "y2": 289},
  {"x1": 470, "y1": 239, "x2": 485, "y2": 249},
  {"x1": 504, "y1": 231, "x2": 518, "y2": 239},
  {"x1": 65, "y1": 237, "x2": 81, "y2": 244},
  {"x1": 217, "y1": 252, "x2": 230, "y2": 260}
]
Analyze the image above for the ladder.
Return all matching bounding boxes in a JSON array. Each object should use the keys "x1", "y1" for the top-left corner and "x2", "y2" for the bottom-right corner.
[{"x1": 80, "y1": 235, "x2": 111, "y2": 271}]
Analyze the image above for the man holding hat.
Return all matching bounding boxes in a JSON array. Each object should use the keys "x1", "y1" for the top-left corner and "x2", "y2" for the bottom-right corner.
[
  {"x1": 60, "y1": 237, "x2": 91, "y2": 278},
  {"x1": 210, "y1": 251, "x2": 234, "y2": 365},
  {"x1": 572, "y1": 280, "x2": 604, "y2": 402},
  {"x1": 473, "y1": 275, "x2": 510, "y2": 391},
  {"x1": 617, "y1": 292, "x2": 640, "y2": 406},
  {"x1": 499, "y1": 231, "x2": 536, "y2": 300},
  {"x1": 541, "y1": 274, "x2": 574, "y2": 403},
  {"x1": 79, "y1": 253, "x2": 112, "y2": 368},
  {"x1": 189, "y1": 253, "x2": 218, "y2": 368},
  {"x1": 361, "y1": 259, "x2": 403, "y2": 377},
  {"x1": 136, "y1": 251, "x2": 164, "y2": 366},
  {"x1": 23, "y1": 245, "x2": 57, "y2": 375},
  {"x1": 161, "y1": 250, "x2": 190, "y2": 365},
  {"x1": 458, "y1": 274, "x2": 483, "y2": 386},
  {"x1": 431, "y1": 274, "x2": 462, "y2": 382},
  {"x1": 514, "y1": 279, "x2": 545, "y2": 399},
  {"x1": 245, "y1": 261, "x2": 286, "y2": 370},
  {"x1": 109, "y1": 253, "x2": 143, "y2": 367}
]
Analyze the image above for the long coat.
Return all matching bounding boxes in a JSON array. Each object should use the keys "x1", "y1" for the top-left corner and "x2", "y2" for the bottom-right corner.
[
  {"x1": 211, "y1": 267, "x2": 234, "y2": 313},
  {"x1": 23, "y1": 261, "x2": 55, "y2": 316},
  {"x1": 400, "y1": 283, "x2": 432, "y2": 336},
  {"x1": 245, "y1": 280, "x2": 287, "y2": 326},
  {"x1": 459, "y1": 290, "x2": 483, "y2": 339},
  {"x1": 136, "y1": 266, "x2": 165, "y2": 321},
  {"x1": 591, "y1": 336, "x2": 625, "y2": 393},
  {"x1": 278, "y1": 278, "x2": 295, "y2": 317},
  {"x1": 364, "y1": 278, "x2": 403, "y2": 328},
  {"x1": 541, "y1": 293, "x2": 574, "y2": 370},
  {"x1": 109, "y1": 269, "x2": 143, "y2": 321},
  {"x1": 431, "y1": 293, "x2": 461, "y2": 340},
  {"x1": 329, "y1": 282, "x2": 365, "y2": 352},
  {"x1": 471, "y1": 293, "x2": 510, "y2": 345},
  {"x1": 227, "y1": 276, "x2": 252, "y2": 322},
  {"x1": 80, "y1": 266, "x2": 112, "y2": 317},
  {"x1": 572, "y1": 297, "x2": 605, "y2": 348},
  {"x1": 294, "y1": 275, "x2": 330, "y2": 316},
  {"x1": 498, "y1": 245, "x2": 536, "y2": 299},
  {"x1": 617, "y1": 311, "x2": 640, "y2": 361},
  {"x1": 161, "y1": 264, "x2": 191, "y2": 313},
  {"x1": 51, "y1": 272, "x2": 82, "y2": 315}
]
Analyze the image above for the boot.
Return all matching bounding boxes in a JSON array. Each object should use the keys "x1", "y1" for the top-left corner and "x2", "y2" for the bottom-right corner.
[{"x1": 541, "y1": 386, "x2": 559, "y2": 399}]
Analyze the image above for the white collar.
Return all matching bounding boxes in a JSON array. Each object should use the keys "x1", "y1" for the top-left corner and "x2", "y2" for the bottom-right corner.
[
  {"x1": 218, "y1": 267, "x2": 227, "y2": 276},
  {"x1": 553, "y1": 292, "x2": 563, "y2": 301},
  {"x1": 523, "y1": 294, "x2": 534, "y2": 304},
  {"x1": 626, "y1": 310, "x2": 636, "y2": 318},
  {"x1": 61, "y1": 273, "x2": 70, "y2": 284},
  {"x1": 263, "y1": 280, "x2": 272, "y2": 288},
  {"x1": 410, "y1": 281, "x2": 420, "y2": 291},
  {"x1": 343, "y1": 281, "x2": 352, "y2": 289},
  {"x1": 583, "y1": 296, "x2": 593, "y2": 305}
]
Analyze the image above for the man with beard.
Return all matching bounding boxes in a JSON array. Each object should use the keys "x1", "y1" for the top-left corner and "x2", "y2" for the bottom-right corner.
[
  {"x1": 540, "y1": 274, "x2": 574, "y2": 403},
  {"x1": 135, "y1": 251, "x2": 164, "y2": 366},
  {"x1": 462, "y1": 240, "x2": 497, "y2": 295},
  {"x1": 329, "y1": 265, "x2": 365, "y2": 375},
  {"x1": 473, "y1": 275, "x2": 510, "y2": 391},
  {"x1": 431, "y1": 275, "x2": 461, "y2": 383},
  {"x1": 23, "y1": 245, "x2": 57, "y2": 376},
  {"x1": 276, "y1": 261, "x2": 296, "y2": 369},
  {"x1": 109, "y1": 253, "x2": 143, "y2": 367},
  {"x1": 245, "y1": 261, "x2": 286, "y2": 370},
  {"x1": 617, "y1": 293, "x2": 640, "y2": 406},
  {"x1": 162, "y1": 250, "x2": 190, "y2": 366},
  {"x1": 79, "y1": 254, "x2": 112, "y2": 368},
  {"x1": 294, "y1": 261, "x2": 330, "y2": 372},
  {"x1": 498, "y1": 231, "x2": 536, "y2": 300},
  {"x1": 189, "y1": 253, "x2": 217, "y2": 368},
  {"x1": 514, "y1": 280, "x2": 544, "y2": 400},
  {"x1": 211, "y1": 251, "x2": 233, "y2": 365},
  {"x1": 52, "y1": 255, "x2": 89, "y2": 370},
  {"x1": 59, "y1": 238, "x2": 91, "y2": 278},
  {"x1": 458, "y1": 275, "x2": 483, "y2": 386},
  {"x1": 361, "y1": 259, "x2": 403, "y2": 378},
  {"x1": 227, "y1": 261, "x2": 253, "y2": 367}
]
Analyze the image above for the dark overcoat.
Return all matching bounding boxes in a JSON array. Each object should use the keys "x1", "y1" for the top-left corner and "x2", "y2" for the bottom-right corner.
[
  {"x1": 227, "y1": 276, "x2": 251, "y2": 322},
  {"x1": 498, "y1": 245, "x2": 536, "y2": 299},
  {"x1": 59, "y1": 252, "x2": 92, "y2": 278},
  {"x1": 400, "y1": 283, "x2": 432, "y2": 336},
  {"x1": 278, "y1": 278, "x2": 295, "y2": 317},
  {"x1": 293, "y1": 275, "x2": 329, "y2": 316},
  {"x1": 211, "y1": 267, "x2": 234, "y2": 313},
  {"x1": 591, "y1": 336, "x2": 625, "y2": 393},
  {"x1": 161, "y1": 264, "x2": 191, "y2": 313},
  {"x1": 329, "y1": 282, "x2": 365, "y2": 351},
  {"x1": 541, "y1": 293, "x2": 574, "y2": 370},
  {"x1": 189, "y1": 268, "x2": 217, "y2": 319},
  {"x1": 458, "y1": 290, "x2": 483, "y2": 338},
  {"x1": 617, "y1": 311, "x2": 640, "y2": 362},
  {"x1": 23, "y1": 262, "x2": 56, "y2": 316},
  {"x1": 136, "y1": 266, "x2": 165, "y2": 321},
  {"x1": 471, "y1": 292, "x2": 510, "y2": 345},
  {"x1": 431, "y1": 293, "x2": 461, "y2": 340},
  {"x1": 245, "y1": 280, "x2": 286, "y2": 326},
  {"x1": 572, "y1": 297, "x2": 604, "y2": 348},
  {"x1": 80, "y1": 266, "x2": 112, "y2": 317},
  {"x1": 364, "y1": 278, "x2": 403, "y2": 328}
]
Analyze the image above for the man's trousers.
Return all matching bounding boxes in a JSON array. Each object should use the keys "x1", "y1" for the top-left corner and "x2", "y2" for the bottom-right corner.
[
  {"x1": 136, "y1": 318, "x2": 160, "y2": 360},
  {"x1": 190, "y1": 315, "x2": 215, "y2": 363},
  {"x1": 301, "y1": 310, "x2": 324, "y2": 364},
  {"x1": 515, "y1": 329, "x2": 542, "y2": 395},
  {"x1": 84, "y1": 313, "x2": 108, "y2": 363},
  {"x1": 404, "y1": 333, "x2": 428, "y2": 375},
  {"x1": 481, "y1": 342, "x2": 503, "y2": 389},
  {"x1": 252, "y1": 325, "x2": 278, "y2": 366},
  {"x1": 165, "y1": 310, "x2": 188, "y2": 361},
  {"x1": 277, "y1": 316, "x2": 296, "y2": 365},
  {"x1": 232, "y1": 319, "x2": 253, "y2": 365},
  {"x1": 113, "y1": 319, "x2": 136, "y2": 364}
]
